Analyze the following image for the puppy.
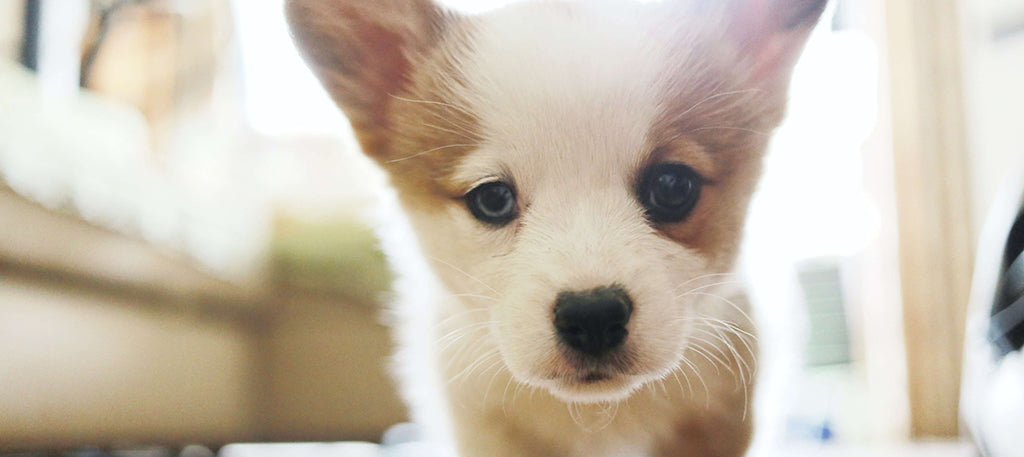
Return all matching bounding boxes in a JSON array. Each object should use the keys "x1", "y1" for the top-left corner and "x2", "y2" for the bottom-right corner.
[{"x1": 286, "y1": 0, "x2": 825, "y2": 455}]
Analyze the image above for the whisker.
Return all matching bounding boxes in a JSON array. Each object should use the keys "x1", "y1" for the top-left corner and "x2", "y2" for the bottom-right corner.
[
  {"x1": 674, "y1": 279, "x2": 744, "y2": 299},
  {"x1": 688, "y1": 326, "x2": 737, "y2": 359},
  {"x1": 427, "y1": 110, "x2": 482, "y2": 139},
  {"x1": 428, "y1": 256, "x2": 499, "y2": 294},
  {"x1": 435, "y1": 308, "x2": 491, "y2": 328},
  {"x1": 688, "y1": 292, "x2": 758, "y2": 329},
  {"x1": 437, "y1": 322, "x2": 492, "y2": 354},
  {"x1": 448, "y1": 349, "x2": 501, "y2": 385},
  {"x1": 672, "y1": 369, "x2": 693, "y2": 399},
  {"x1": 685, "y1": 315, "x2": 757, "y2": 416},
  {"x1": 390, "y1": 94, "x2": 475, "y2": 118},
  {"x1": 671, "y1": 272, "x2": 738, "y2": 292},
  {"x1": 685, "y1": 337, "x2": 735, "y2": 377},
  {"x1": 673, "y1": 88, "x2": 765, "y2": 120},
  {"x1": 502, "y1": 377, "x2": 525, "y2": 417},
  {"x1": 707, "y1": 321, "x2": 757, "y2": 385},
  {"x1": 679, "y1": 357, "x2": 710, "y2": 408},
  {"x1": 697, "y1": 319, "x2": 755, "y2": 377},
  {"x1": 481, "y1": 357, "x2": 510, "y2": 407},
  {"x1": 441, "y1": 332, "x2": 491, "y2": 375},
  {"x1": 434, "y1": 306, "x2": 491, "y2": 328},
  {"x1": 420, "y1": 121, "x2": 480, "y2": 143},
  {"x1": 567, "y1": 402, "x2": 584, "y2": 428},
  {"x1": 697, "y1": 312, "x2": 758, "y2": 347},
  {"x1": 385, "y1": 143, "x2": 477, "y2": 164}
]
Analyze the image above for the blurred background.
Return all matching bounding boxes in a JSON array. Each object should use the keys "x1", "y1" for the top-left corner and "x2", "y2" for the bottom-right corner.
[{"x1": 0, "y1": 0, "x2": 1021, "y2": 455}]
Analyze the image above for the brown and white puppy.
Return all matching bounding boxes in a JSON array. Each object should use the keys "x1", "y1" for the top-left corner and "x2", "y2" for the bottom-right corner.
[{"x1": 286, "y1": 0, "x2": 825, "y2": 455}]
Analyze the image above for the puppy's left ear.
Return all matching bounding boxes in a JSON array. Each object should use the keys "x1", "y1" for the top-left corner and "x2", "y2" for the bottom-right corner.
[
  {"x1": 286, "y1": 0, "x2": 448, "y2": 157},
  {"x1": 715, "y1": 0, "x2": 828, "y2": 87}
]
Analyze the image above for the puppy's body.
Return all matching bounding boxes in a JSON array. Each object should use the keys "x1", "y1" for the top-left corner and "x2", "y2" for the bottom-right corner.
[{"x1": 288, "y1": 1, "x2": 824, "y2": 455}]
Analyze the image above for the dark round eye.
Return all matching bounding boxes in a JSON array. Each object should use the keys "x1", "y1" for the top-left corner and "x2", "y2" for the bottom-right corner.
[
  {"x1": 466, "y1": 181, "x2": 518, "y2": 226},
  {"x1": 637, "y1": 163, "x2": 703, "y2": 223}
]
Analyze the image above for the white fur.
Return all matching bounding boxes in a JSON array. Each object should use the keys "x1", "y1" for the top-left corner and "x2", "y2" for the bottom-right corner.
[
  {"x1": 448, "y1": 2, "x2": 700, "y2": 399},
  {"x1": 380, "y1": 2, "x2": 759, "y2": 456}
]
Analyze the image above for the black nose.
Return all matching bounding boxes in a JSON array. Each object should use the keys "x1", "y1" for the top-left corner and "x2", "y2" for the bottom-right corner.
[{"x1": 554, "y1": 285, "x2": 634, "y2": 357}]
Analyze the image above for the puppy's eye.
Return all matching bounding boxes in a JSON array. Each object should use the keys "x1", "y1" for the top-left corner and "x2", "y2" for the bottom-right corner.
[
  {"x1": 466, "y1": 181, "x2": 518, "y2": 226},
  {"x1": 637, "y1": 163, "x2": 703, "y2": 223}
]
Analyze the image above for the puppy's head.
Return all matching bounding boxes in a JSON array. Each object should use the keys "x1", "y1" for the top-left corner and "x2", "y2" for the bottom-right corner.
[{"x1": 288, "y1": 0, "x2": 824, "y2": 403}]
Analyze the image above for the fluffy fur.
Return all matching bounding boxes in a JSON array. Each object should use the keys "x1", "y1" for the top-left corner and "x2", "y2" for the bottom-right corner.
[{"x1": 287, "y1": 0, "x2": 825, "y2": 455}]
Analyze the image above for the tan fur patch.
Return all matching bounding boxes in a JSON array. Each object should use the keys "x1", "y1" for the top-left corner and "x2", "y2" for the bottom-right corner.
[
  {"x1": 645, "y1": 55, "x2": 788, "y2": 268},
  {"x1": 383, "y1": 18, "x2": 484, "y2": 211},
  {"x1": 287, "y1": 0, "x2": 483, "y2": 213},
  {"x1": 286, "y1": 0, "x2": 446, "y2": 155},
  {"x1": 657, "y1": 410, "x2": 753, "y2": 457}
]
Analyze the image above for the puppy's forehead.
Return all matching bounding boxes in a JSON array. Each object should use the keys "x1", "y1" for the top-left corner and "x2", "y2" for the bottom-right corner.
[{"x1": 453, "y1": 2, "x2": 680, "y2": 188}]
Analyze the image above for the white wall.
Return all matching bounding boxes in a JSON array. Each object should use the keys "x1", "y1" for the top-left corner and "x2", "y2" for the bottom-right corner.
[{"x1": 961, "y1": 0, "x2": 1024, "y2": 236}]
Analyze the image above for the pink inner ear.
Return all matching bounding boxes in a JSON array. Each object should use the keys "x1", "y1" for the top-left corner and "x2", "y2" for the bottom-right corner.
[
  {"x1": 727, "y1": 0, "x2": 817, "y2": 86},
  {"x1": 354, "y1": 19, "x2": 414, "y2": 123},
  {"x1": 286, "y1": 0, "x2": 445, "y2": 130},
  {"x1": 747, "y1": 32, "x2": 803, "y2": 85},
  {"x1": 731, "y1": 0, "x2": 774, "y2": 41}
]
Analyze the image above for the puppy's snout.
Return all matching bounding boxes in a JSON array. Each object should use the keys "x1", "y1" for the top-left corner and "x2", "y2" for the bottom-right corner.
[{"x1": 553, "y1": 286, "x2": 633, "y2": 357}]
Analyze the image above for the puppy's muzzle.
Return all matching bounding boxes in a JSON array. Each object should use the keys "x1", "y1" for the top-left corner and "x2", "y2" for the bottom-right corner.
[{"x1": 553, "y1": 285, "x2": 633, "y2": 357}]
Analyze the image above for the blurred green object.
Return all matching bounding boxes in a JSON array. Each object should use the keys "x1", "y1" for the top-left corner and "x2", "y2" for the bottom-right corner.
[
  {"x1": 271, "y1": 216, "x2": 392, "y2": 308},
  {"x1": 797, "y1": 258, "x2": 852, "y2": 367}
]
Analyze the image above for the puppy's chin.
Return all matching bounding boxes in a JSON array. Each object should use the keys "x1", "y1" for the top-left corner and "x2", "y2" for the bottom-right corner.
[
  {"x1": 498, "y1": 336, "x2": 689, "y2": 404},
  {"x1": 534, "y1": 373, "x2": 646, "y2": 404},
  {"x1": 506, "y1": 350, "x2": 679, "y2": 404}
]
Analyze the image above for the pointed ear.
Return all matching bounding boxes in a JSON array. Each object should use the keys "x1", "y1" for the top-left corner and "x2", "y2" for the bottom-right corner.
[
  {"x1": 709, "y1": 0, "x2": 828, "y2": 87},
  {"x1": 286, "y1": 0, "x2": 448, "y2": 154}
]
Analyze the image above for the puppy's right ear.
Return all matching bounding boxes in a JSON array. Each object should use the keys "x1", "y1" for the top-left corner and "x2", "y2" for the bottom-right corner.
[{"x1": 286, "y1": 0, "x2": 447, "y2": 156}]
